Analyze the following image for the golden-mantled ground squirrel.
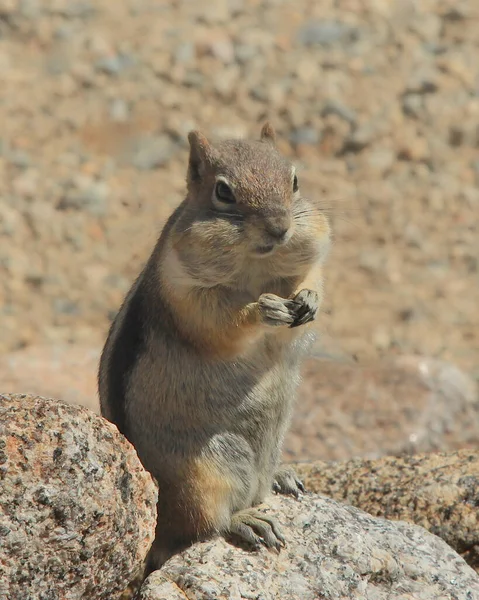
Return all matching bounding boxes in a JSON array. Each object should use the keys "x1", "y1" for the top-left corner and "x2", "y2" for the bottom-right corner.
[{"x1": 98, "y1": 123, "x2": 331, "y2": 574}]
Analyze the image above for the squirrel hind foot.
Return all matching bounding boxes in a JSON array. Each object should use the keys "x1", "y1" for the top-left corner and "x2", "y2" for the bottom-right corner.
[{"x1": 225, "y1": 508, "x2": 285, "y2": 552}]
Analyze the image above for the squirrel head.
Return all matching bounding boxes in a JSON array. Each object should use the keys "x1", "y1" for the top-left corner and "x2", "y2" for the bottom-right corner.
[
  {"x1": 185, "y1": 123, "x2": 300, "y2": 257},
  {"x1": 168, "y1": 124, "x2": 330, "y2": 289}
]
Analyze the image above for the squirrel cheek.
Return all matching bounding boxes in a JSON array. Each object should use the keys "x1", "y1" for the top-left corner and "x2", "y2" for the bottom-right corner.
[
  {"x1": 314, "y1": 231, "x2": 331, "y2": 263},
  {"x1": 292, "y1": 229, "x2": 330, "y2": 265},
  {"x1": 299, "y1": 215, "x2": 331, "y2": 261}
]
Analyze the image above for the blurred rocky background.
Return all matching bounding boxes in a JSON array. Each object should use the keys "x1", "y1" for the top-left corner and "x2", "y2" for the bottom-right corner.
[{"x1": 0, "y1": 0, "x2": 478, "y2": 461}]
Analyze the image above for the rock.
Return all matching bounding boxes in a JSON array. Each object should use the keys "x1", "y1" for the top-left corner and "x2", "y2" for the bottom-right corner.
[
  {"x1": 14, "y1": 0, "x2": 40, "y2": 20},
  {"x1": 402, "y1": 93, "x2": 423, "y2": 117},
  {"x1": 95, "y1": 52, "x2": 134, "y2": 76},
  {"x1": 195, "y1": 0, "x2": 232, "y2": 24},
  {"x1": 212, "y1": 65, "x2": 240, "y2": 98},
  {"x1": 45, "y1": 47, "x2": 73, "y2": 76},
  {"x1": 206, "y1": 37, "x2": 235, "y2": 65},
  {"x1": 125, "y1": 134, "x2": 176, "y2": 170},
  {"x1": 403, "y1": 222, "x2": 425, "y2": 247},
  {"x1": 137, "y1": 574, "x2": 185, "y2": 600},
  {"x1": 473, "y1": 159, "x2": 479, "y2": 186},
  {"x1": 70, "y1": 60, "x2": 96, "y2": 86},
  {"x1": 0, "y1": 393, "x2": 157, "y2": 599},
  {"x1": 372, "y1": 325, "x2": 391, "y2": 350},
  {"x1": 0, "y1": 345, "x2": 100, "y2": 412},
  {"x1": 173, "y1": 42, "x2": 194, "y2": 65},
  {"x1": 442, "y1": 6, "x2": 470, "y2": 22},
  {"x1": 6, "y1": 149, "x2": 32, "y2": 169},
  {"x1": 139, "y1": 494, "x2": 479, "y2": 599},
  {"x1": 296, "y1": 450, "x2": 479, "y2": 572},
  {"x1": 0, "y1": 203, "x2": 20, "y2": 236},
  {"x1": 11, "y1": 168, "x2": 39, "y2": 198},
  {"x1": 52, "y1": 297, "x2": 80, "y2": 315},
  {"x1": 296, "y1": 20, "x2": 357, "y2": 47},
  {"x1": 411, "y1": 13, "x2": 441, "y2": 42},
  {"x1": 289, "y1": 126, "x2": 320, "y2": 146},
  {"x1": 343, "y1": 121, "x2": 378, "y2": 152},
  {"x1": 285, "y1": 356, "x2": 479, "y2": 462},
  {"x1": 365, "y1": 148, "x2": 395, "y2": 173},
  {"x1": 53, "y1": 23, "x2": 75, "y2": 40},
  {"x1": 358, "y1": 248, "x2": 385, "y2": 273},
  {"x1": 48, "y1": 1, "x2": 95, "y2": 18},
  {"x1": 406, "y1": 67, "x2": 439, "y2": 94},
  {"x1": 182, "y1": 70, "x2": 204, "y2": 88},
  {"x1": 234, "y1": 42, "x2": 257, "y2": 64},
  {"x1": 109, "y1": 98, "x2": 130, "y2": 122},
  {"x1": 58, "y1": 175, "x2": 110, "y2": 216},
  {"x1": 321, "y1": 100, "x2": 357, "y2": 125}
]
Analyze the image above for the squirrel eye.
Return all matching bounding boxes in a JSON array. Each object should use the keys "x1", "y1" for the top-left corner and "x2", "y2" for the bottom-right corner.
[
  {"x1": 215, "y1": 180, "x2": 236, "y2": 204},
  {"x1": 293, "y1": 174, "x2": 299, "y2": 193}
]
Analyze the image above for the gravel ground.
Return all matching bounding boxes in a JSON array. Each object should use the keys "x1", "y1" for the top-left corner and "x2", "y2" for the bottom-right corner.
[{"x1": 0, "y1": 0, "x2": 478, "y2": 377}]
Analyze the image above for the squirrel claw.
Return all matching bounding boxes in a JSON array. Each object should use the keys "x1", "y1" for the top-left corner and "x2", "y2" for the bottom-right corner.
[
  {"x1": 258, "y1": 293, "x2": 297, "y2": 327},
  {"x1": 273, "y1": 466, "x2": 305, "y2": 498},
  {"x1": 289, "y1": 288, "x2": 319, "y2": 328},
  {"x1": 227, "y1": 508, "x2": 285, "y2": 551}
]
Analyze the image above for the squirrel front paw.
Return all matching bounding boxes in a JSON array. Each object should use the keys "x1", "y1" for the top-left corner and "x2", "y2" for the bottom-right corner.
[
  {"x1": 258, "y1": 293, "x2": 299, "y2": 327},
  {"x1": 289, "y1": 288, "x2": 319, "y2": 328}
]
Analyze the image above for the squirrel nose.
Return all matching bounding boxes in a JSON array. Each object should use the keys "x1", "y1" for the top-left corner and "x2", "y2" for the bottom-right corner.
[{"x1": 264, "y1": 220, "x2": 291, "y2": 244}]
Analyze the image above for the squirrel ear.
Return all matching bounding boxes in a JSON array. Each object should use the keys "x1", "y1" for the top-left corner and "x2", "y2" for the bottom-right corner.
[
  {"x1": 260, "y1": 122, "x2": 276, "y2": 145},
  {"x1": 187, "y1": 131, "x2": 214, "y2": 182}
]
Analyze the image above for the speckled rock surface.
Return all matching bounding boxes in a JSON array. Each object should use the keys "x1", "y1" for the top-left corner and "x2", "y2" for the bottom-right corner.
[
  {"x1": 296, "y1": 449, "x2": 479, "y2": 572},
  {"x1": 140, "y1": 494, "x2": 479, "y2": 600},
  {"x1": 137, "y1": 574, "x2": 186, "y2": 600},
  {"x1": 0, "y1": 393, "x2": 157, "y2": 600}
]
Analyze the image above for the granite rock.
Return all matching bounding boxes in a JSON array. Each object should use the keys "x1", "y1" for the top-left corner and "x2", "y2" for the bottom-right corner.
[
  {"x1": 139, "y1": 493, "x2": 479, "y2": 600},
  {"x1": 296, "y1": 449, "x2": 479, "y2": 572},
  {"x1": 0, "y1": 393, "x2": 157, "y2": 600}
]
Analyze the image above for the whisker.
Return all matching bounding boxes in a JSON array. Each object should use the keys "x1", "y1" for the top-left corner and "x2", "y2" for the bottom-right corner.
[
  {"x1": 313, "y1": 198, "x2": 361, "y2": 212},
  {"x1": 329, "y1": 216, "x2": 363, "y2": 230}
]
